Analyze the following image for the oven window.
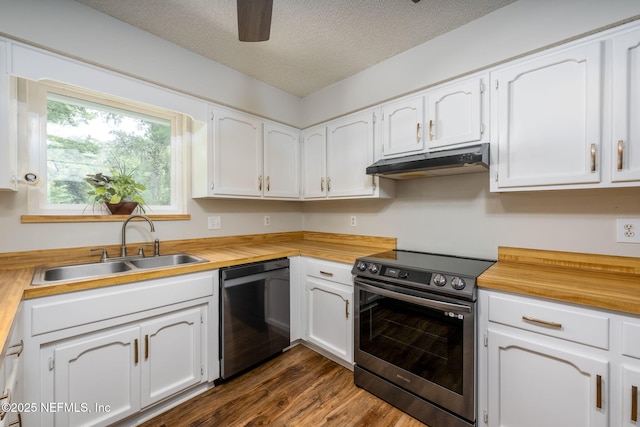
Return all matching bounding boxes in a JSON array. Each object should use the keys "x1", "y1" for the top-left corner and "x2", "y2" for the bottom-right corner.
[{"x1": 358, "y1": 289, "x2": 465, "y2": 394}]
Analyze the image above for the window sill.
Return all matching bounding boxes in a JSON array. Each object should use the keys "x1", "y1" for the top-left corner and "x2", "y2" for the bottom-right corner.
[{"x1": 21, "y1": 214, "x2": 190, "y2": 223}]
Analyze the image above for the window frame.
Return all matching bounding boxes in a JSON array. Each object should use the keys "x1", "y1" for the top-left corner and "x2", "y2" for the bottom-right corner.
[{"x1": 24, "y1": 79, "x2": 186, "y2": 216}]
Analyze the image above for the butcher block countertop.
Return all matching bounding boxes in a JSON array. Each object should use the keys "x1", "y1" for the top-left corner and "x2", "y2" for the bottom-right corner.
[
  {"x1": 0, "y1": 231, "x2": 395, "y2": 352},
  {"x1": 478, "y1": 246, "x2": 640, "y2": 316}
]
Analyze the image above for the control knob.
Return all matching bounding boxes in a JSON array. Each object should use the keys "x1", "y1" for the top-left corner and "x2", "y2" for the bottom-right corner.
[
  {"x1": 369, "y1": 264, "x2": 380, "y2": 274},
  {"x1": 356, "y1": 261, "x2": 368, "y2": 272},
  {"x1": 432, "y1": 273, "x2": 447, "y2": 287},
  {"x1": 451, "y1": 277, "x2": 466, "y2": 290}
]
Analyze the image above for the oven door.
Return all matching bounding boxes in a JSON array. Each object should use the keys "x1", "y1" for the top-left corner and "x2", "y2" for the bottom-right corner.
[{"x1": 354, "y1": 278, "x2": 476, "y2": 422}]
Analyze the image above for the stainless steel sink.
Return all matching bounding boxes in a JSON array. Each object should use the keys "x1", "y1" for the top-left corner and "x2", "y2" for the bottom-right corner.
[
  {"x1": 128, "y1": 253, "x2": 208, "y2": 269},
  {"x1": 32, "y1": 253, "x2": 209, "y2": 286}
]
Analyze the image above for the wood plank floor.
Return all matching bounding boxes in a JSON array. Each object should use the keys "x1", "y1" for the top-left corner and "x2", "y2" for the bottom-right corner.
[{"x1": 140, "y1": 344, "x2": 427, "y2": 427}]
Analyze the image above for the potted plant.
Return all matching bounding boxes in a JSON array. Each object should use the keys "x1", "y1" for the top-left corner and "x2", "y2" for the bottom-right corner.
[{"x1": 85, "y1": 164, "x2": 148, "y2": 215}]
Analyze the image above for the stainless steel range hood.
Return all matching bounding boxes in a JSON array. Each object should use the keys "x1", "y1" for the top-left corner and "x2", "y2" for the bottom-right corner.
[{"x1": 366, "y1": 143, "x2": 489, "y2": 180}]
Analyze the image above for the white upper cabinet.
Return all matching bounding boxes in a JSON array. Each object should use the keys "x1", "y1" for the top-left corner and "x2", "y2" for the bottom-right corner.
[
  {"x1": 302, "y1": 125, "x2": 327, "y2": 199},
  {"x1": 326, "y1": 110, "x2": 377, "y2": 198},
  {"x1": 192, "y1": 105, "x2": 301, "y2": 199},
  {"x1": 491, "y1": 41, "x2": 604, "y2": 190},
  {"x1": 611, "y1": 27, "x2": 640, "y2": 183},
  {"x1": 212, "y1": 106, "x2": 263, "y2": 197},
  {"x1": 263, "y1": 122, "x2": 301, "y2": 199},
  {"x1": 425, "y1": 76, "x2": 486, "y2": 150},
  {"x1": 0, "y1": 40, "x2": 17, "y2": 191},
  {"x1": 381, "y1": 95, "x2": 425, "y2": 158},
  {"x1": 302, "y1": 109, "x2": 394, "y2": 200}
]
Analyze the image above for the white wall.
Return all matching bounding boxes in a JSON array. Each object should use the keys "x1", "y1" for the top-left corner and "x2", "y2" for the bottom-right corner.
[
  {"x1": 302, "y1": 0, "x2": 640, "y2": 126},
  {"x1": 303, "y1": 176, "x2": 640, "y2": 259}
]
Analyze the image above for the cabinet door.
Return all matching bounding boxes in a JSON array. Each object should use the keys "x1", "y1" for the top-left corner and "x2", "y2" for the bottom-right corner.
[
  {"x1": 263, "y1": 122, "x2": 300, "y2": 199},
  {"x1": 622, "y1": 365, "x2": 640, "y2": 427},
  {"x1": 306, "y1": 277, "x2": 353, "y2": 363},
  {"x1": 492, "y1": 42, "x2": 603, "y2": 189},
  {"x1": 487, "y1": 329, "x2": 608, "y2": 427},
  {"x1": 381, "y1": 96, "x2": 425, "y2": 157},
  {"x1": 612, "y1": 28, "x2": 640, "y2": 182},
  {"x1": 213, "y1": 108, "x2": 263, "y2": 197},
  {"x1": 0, "y1": 41, "x2": 16, "y2": 191},
  {"x1": 302, "y1": 125, "x2": 327, "y2": 199},
  {"x1": 53, "y1": 326, "x2": 141, "y2": 427},
  {"x1": 327, "y1": 110, "x2": 376, "y2": 198},
  {"x1": 426, "y1": 77, "x2": 484, "y2": 150},
  {"x1": 140, "y1": 306, "x2": 203, "y2": 408}
]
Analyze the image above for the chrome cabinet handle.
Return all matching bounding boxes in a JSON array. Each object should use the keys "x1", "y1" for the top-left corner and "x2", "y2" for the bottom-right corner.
[
  {"x1": 258, "y1": 175, "x2": 263, "y2": 191},
  {"x1": 320, "y1": 177, "x2": 324, "y2": 192},
  {"x1": 632, "y1": 385, "x2": 638, "y2": 422},
  {"x1": 429, "y1": 119, "x2": 434, "y2": 141},
  {"x1": 618, "y1": 140, "x2": 624, "y2": 171},
  {"x1": 266, "y1": 176, "x2": 270, "y2": 192},
  {"x1": 522, "y1": 315, "x2": 563, "y2": 329},
  {"x1": 590, "y1": 144, "x2": 597, "y2": 173},
  {"x1": 416, "y1": 123, "x2": 422, "y2": 143},
  {"x1": 327, "y1": 177, "x2": 331, "y2": 192}
]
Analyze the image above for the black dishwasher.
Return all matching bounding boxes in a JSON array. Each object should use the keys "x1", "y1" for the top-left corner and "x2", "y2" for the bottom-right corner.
[{"x1": 220, "y1": 258, "x2": 290, "y2": 379}]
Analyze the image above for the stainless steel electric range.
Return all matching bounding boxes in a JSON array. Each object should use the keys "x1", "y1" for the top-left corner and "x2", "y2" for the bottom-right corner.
[{"x1": 352, "y1": 249, "x2": 495, "y2": 427}]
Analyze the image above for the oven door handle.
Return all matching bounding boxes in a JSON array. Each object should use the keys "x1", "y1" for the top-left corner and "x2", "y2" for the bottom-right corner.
[{"x1": 355, "y1": 281, "x2": 472, "y2": 314}]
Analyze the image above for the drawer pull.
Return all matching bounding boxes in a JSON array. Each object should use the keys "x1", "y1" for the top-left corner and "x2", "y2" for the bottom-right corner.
[
  {"x1": 596, "y1": 375, "x2": 602, "y2": 409},
  {"x1": 145, "y1": 335, "x2": 149, "y2": 360},
  {"x1": 345, "y1": 300, "x2": 349, "y2": 319},
  {"x1": 6, "y1": 340, "x2": 23, "y2": 357},
  {"x1": 134, "y1": 339, "x2": 139, "y2": 364},
  {"x1": 319, "y1": 271, "x2": 334, "y2": 277},
  {"x1": 522, "y1": 315, "x2": 562, "y2": 329},
  {"x1": 590, "y1": 144, "x2": 597, "y2": 173},
  {"x1": 632, "y1": 385, "x2": 638, "y2": 422}
]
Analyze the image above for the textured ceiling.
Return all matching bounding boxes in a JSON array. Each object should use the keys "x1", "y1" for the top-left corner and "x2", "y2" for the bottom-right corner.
[{"x1": 75, "y1": 0, "x2": 515, "y2": 97}]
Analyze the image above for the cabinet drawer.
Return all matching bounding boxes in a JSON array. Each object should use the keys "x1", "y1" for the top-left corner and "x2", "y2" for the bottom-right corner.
[
  {"x1": 622, "y1": 320, "x2": 640, "y2": 359},
  {"x1": 305, "y1": 259, "x2": 352, "y2": 286},
  {"x1": 488, "y1": 294, "x2": 609, "y2": 349}
]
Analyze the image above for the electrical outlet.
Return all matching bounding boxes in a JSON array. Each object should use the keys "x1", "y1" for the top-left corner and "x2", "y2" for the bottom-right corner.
[
  {"x1": 350, "y1": 216, "x2": 357, "y2": 227},
  {"x1": 616, "y1": 218, "x2": 640, "y2": 243},
  {"x1": 264, "y1": 215, "x2": 271, "y2": 226},
  {"x1": 208, "y1": 216, "x2": 221, "y2": 230}
]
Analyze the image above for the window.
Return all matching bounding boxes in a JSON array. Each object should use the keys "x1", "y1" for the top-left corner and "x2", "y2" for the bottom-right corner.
[{"x1": 25, "y1": 80, "x2": 185, "y2": 215}]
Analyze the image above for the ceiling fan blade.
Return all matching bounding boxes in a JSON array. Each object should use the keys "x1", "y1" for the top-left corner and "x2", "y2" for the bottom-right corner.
[{"x1": 237, "y1": 0, "x2": 273, "y2": 42}]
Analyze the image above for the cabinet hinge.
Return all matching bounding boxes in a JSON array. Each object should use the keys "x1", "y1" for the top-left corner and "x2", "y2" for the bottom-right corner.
[
  {"x1": 484, "y1": 410, "x2": 488, "y2": 424},
  {"x1": 48, "y1": 356, "x2": 55, "y2": 371},
  {"x1": 484, "y1": 334, "x2": 488, "y2": 347}
]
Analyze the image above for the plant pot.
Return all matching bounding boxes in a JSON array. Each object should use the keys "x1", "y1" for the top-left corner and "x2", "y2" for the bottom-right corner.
[{"x1": 105, "y1": 201, "x2": 139, "y2": 215}]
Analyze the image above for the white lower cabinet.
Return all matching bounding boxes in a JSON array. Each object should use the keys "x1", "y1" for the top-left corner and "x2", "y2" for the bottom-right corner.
[
  {"x1": 479, "y1": 289, "x2": 640, "y2": 427},
  {"x1": 48, "y1": 306, "x2": 203, "y2": 427},
  {"x1": 303, "y1": 258, "x2": 353, "y2": 365},
  {"x1": 22, "y1": 271, "x2": 216, "y2": 427},
  {"x1": 487, "y1": 329, "x2": 608, "y2": 427}
]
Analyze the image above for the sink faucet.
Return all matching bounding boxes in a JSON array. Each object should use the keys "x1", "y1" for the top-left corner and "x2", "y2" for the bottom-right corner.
[{"x1": 121, "y1": 214, "x2": 155, "y2": 257}]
